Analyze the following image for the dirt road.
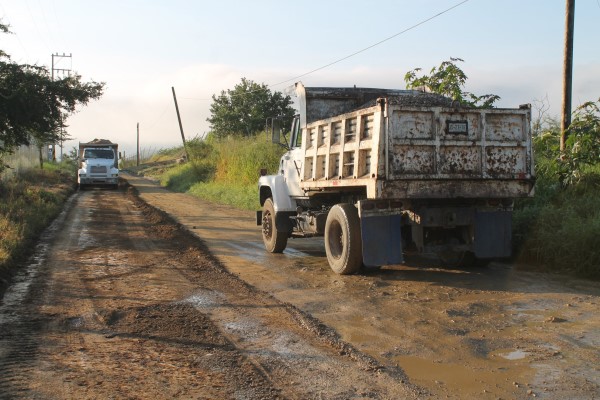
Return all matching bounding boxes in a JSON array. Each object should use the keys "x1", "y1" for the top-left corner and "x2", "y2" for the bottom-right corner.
[
  {"x1": 0, "y1": 176, "x2": 598, "y2": 399},
  {"x1": 122, "y1": 174, "x2": 600, "y2": 400},
  {"x1": 0, "y1": 185, "x2": 417, "y2": 399}
]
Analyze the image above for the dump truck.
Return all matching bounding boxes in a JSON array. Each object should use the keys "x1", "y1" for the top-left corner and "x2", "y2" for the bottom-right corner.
[
  {"x1": 257, "y1": 82, "x2": 535, "y2": 274},
  {"x1": 77, "y1": 139, "x2": 119, "y2": 189}
]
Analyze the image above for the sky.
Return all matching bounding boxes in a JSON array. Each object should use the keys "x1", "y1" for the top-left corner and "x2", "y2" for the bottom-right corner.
[{"x1": 1, "y1": 0, "x2": 599, "y2": 155}]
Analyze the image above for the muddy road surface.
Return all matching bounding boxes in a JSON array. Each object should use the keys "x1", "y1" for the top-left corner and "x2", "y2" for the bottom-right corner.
[
  {"x1": 123, "y1": 174, "x2": 599, "y2": 400},
  {"x1": 1, "y1": 175, "x2": 599, "y2": 399},
  {"x1": 0, "y1": 186, "x2": 416, "y2": 399}
]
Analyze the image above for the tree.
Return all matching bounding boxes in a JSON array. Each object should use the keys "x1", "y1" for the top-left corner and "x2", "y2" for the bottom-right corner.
[
  {"x1": 207, "y1": 78, "x2": 295, "y2": 138},
  {"x1": 560, "y1": 98, "x2": 600, "y2": 185},
  {"x1": 0, "y1": 21, "x2": 104, "y2": 170},
  {"x1": 404, "y1": 57, "x2": 500, "y2": 109}
]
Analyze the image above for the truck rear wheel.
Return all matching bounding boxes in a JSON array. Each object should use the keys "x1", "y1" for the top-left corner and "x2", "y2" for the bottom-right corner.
[
  {"x1": 324, "y1": 204, "x2": 362, "y2": 275},
  {"x1": 261, "y1": 198, "x2": 287, "y2": 253}
]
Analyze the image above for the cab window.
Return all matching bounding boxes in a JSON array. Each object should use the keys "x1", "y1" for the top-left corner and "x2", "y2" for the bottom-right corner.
[{"x1": 290, "y1": 117, "x2": 302, "y2": 148}]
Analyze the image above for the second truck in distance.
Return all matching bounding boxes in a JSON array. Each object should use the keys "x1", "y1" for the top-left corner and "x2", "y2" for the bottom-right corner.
[{"x1": 77, "y1": 139, "x2": 120, "y2": 190}]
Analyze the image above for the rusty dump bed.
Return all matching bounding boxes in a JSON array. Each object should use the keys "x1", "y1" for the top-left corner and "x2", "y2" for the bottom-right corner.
[{"x1": 297, "y1": 91, "x2": 534, "y2": 200}]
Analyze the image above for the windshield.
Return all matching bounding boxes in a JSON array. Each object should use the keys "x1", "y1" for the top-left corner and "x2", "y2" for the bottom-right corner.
[{"x1": 84, "y1": 149, "x2": 114, "y2": 159}]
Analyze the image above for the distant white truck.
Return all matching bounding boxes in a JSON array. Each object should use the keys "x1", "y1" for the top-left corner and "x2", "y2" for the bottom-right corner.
[
  {"x1": 258, "y1": 82, "x2": 535, "y2": 274},
  {"x1": 77, "y1": 139, "x2": 119, "y2": 189}
]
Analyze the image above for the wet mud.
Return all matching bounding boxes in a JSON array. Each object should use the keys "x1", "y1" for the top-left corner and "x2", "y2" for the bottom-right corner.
[{"x1": 125, "y1": 173, "x2": 600, "y2": 400}]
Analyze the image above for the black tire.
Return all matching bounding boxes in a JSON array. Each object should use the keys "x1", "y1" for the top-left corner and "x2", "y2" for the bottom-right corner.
[
  {"x1": 79, "y1": 183, "x2": 87, "y2": 191},
  {"x1": 324, "y1": 204, "x2": 362, "y2": 275},
  {"x1": 261, "y1": 198, "x2": 288, "y2": 253}
]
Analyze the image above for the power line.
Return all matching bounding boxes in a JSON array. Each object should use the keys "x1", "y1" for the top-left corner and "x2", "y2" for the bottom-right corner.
[
  {"x1": 36, "y1": 0, "x2": 57, "y2": 46},
  {"x1": 173, "y1": 0, "x2": 468, "y2": 106},
  {"x1": 24, "y1": 0, "x2": 51, "y2": 53},
  {"x1": 269, "y1": 0, "x2": 470, "y2": 88},
  {"x1": 181, "y1": 0, "x2": 470, "y2": 102}
]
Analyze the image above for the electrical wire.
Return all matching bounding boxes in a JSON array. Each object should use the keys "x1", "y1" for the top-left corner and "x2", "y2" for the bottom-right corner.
[
  {"x1": 0, "y1": 3, "x2": 31, "y2": 60},
  {"x1": 181, "y1": 0, "x2": 470, "y2": 101},
  {"x1": 269, "y1": 0, "x2": 470, "y2": 88},
  {"x1": 36, "y1": 0, "x2": 57, "y2": 47},
  {"x1": 24, "y1": 0, "x2": 51, "y2": 54},
  {"x1": 145, "y1": 103, "x2": 171, "y2": 131}
]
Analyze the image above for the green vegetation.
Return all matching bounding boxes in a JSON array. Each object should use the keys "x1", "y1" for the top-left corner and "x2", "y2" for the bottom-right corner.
[
  {"x1": 404, "y1": 57, "x2": 500, "y2": 108},
  {"x1": 135, "y1": 135, "x2": 284, "y2": 210},
  {"x1": 513, "y1": 99, "x2": 600, "y2": 279},
  {"x1": 0, "y1": 162, "x2": 76, "y2": 280},
  {"x1": 1, "y1": 21, "x2": 104, "y2": 172},
  {"x1": 207, "y1": 78, "x2": 295, "y2": 139}
]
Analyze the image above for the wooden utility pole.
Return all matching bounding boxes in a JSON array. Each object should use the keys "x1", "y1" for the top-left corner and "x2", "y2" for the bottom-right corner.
[
  {"x1": 171, "y1": 87, "x2": 190, "y2": 160},
  {"x1": 560, "y1": 0, "x2": 575, "y2": 151},
  {"x1": 137, "y1": 122, "x2": 140, "y2": 166}
]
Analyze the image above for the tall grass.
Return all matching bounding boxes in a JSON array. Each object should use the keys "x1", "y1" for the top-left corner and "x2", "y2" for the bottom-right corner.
[
  {"x1": 513, "y1": 136, "x2": 600, "y2": 278},
  {"x1": 152, "y1": 135, "x2": 284, "y2": 210},
  {"x1": 0, "y1": 162, "x2": 76, "y2": 278}
]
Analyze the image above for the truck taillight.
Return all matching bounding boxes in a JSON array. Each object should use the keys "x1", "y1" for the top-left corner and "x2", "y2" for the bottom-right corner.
[
  {"x1": 390, "y1": 200, "x2": 403, "y2": 209},
  {"x1": 362, "y1": 203, "x2": 375, "y2": 211},
  {"x1": 376, "y1": 201, "x2": 388, "y2": 210}
]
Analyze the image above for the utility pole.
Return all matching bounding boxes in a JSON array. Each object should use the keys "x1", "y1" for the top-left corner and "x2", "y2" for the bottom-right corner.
[
  {"x1": 51, "y1": 53, "x2": 72, "y2": 161},
  {"x1": 560, "y1": 0, "x2": 575, "y2": 151},
  {"x1": 171, "y1": 87, "x2": 189, "y2": 160},
  {"x1": 137, "y1": 123, "x2": 140, "y2": 166}
]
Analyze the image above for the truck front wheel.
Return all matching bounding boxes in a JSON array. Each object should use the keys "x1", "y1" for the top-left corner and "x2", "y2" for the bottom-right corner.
[
  {"x1": 324, "y1": 204, "x2": 362, "y2": 275},
  {"x1": 261, "y1": 198, "x2": 288, "y2": 253}
]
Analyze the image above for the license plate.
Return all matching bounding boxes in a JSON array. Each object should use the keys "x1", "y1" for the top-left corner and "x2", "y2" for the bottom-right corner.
[{"x1": 447, "y1": 120, "x2": 468, "y2": 135}]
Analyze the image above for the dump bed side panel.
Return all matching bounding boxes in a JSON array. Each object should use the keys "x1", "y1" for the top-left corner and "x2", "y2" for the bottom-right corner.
[
  {"x1": 299, "y1": 104, "x2": 383, "y2": 198},
  {"x1": 298, "y1": 100, "x2": 534, "y2": 200}
]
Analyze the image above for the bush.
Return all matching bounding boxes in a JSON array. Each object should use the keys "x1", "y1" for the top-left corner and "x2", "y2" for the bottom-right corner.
[
  {"x1": 513, "y1": 160, "x2": 600, "y2": 279},
  {"x1": 0, "y1": 163, "x2": 75, "y2": 277},
  {"x1": 211, "y1": 136, "x2": 284, "y2": 186},
  {"x1": 146, "y1": 134, "x2": 283, "y2": 210}
]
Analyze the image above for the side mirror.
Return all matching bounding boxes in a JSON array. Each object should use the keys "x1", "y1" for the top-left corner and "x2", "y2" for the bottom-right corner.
[
  {"x1": 266, "y1": 117, "x2": 289, "y2": 150},
  {"x1": 271, "y1": 118, "x2": 281, "y2": 144}
]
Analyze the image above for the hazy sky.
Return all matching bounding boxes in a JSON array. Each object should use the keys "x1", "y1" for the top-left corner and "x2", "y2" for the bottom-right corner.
[{"x1": 1, "y1": 0, "x2": 599, "y2": 154}]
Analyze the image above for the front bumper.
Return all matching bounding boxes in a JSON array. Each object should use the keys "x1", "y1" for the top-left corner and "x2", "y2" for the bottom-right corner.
[{"x1": 79, "y1": 176, "x2": 119, "y2": 185}]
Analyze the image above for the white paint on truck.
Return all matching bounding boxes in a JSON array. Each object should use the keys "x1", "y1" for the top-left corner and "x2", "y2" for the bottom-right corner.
[{"x1": 77, "y1": 139, "x2": 119, "y2": 189}]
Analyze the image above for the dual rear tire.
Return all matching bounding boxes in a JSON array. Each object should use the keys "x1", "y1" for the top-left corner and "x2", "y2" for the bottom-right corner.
[{"x1": 324, "y1": 204, "x2": 363, "y2": 275}]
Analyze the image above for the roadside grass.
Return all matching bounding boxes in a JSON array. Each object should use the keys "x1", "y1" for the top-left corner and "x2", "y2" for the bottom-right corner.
[
  {"x1": 0, "y1": 162, "x2": 76, "y2": 284},
  {"x1": 188, "y1": 182, "x2": 256, "y2": 210},
  {"x1": 513, "y1": 164, "x2": 600, "y2": 279},
  {"x1": 142, "y1": 135, "x2": 283, "y2": 210}
]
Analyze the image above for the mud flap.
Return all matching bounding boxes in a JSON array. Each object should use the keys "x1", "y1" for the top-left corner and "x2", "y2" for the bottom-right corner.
[
  {"x1": 474, "y1": 211, "x2": 512, "y2": 258},
  {"x1": 360, "y1": 214, "x2": 403, "y2": 267}
]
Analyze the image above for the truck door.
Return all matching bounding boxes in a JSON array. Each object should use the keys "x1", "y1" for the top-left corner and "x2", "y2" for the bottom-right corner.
[{"x1": 282, "y1": 117, "x2": 304, "y2": 197}]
